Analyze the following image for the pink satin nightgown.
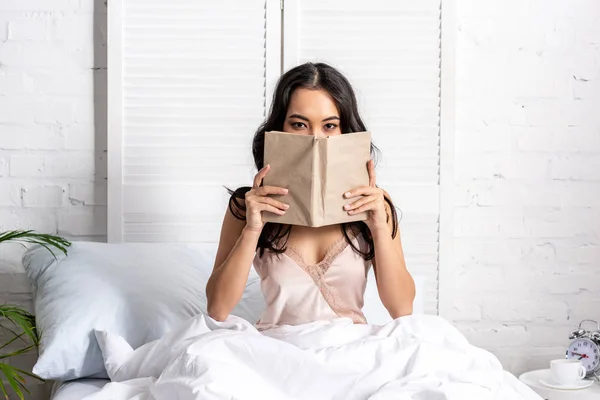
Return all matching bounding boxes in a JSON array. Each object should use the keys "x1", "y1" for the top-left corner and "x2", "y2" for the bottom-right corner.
[{"x1": 253, "y1": 232, "x2": 371, "y2": 331}]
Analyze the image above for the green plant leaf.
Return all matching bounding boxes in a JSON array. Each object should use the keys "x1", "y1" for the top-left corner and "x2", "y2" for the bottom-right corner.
[
  {"x1": 0, "y1": 324, "x2": 24, "y2": 346},
  {"x1": 0, "y1": 306, "x2": 38, "y2": 346},
  {"x1": 0, "y1": 230, "x2": 68, "y2": 399},
  {"x1": 0, "y1": 345, "x2": 35, "y2": 360},
  {"x1": 0, "y1": 230, "x2": 71, "y2": 260},
  {"x1": 0, "y1": 376, "x2": 8, "y2": 400},
  {"x1": 9, "y1": 366, "x2": 43, "y2": 383},
  {"x1": 0, "y1": 364, "x2": 24, "y2": 400},
  {"x1": 13, "y1": 371, "x2": 31, "y2": 395},
  {"x1": 0, "y1": 363, "x2": 44, "y2": 400},
  {"x1": 0, "y1": 332, "x2": 27, "y2": 352}
]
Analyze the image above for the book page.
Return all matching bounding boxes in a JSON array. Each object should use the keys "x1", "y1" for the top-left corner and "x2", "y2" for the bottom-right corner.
[
  {"x1": 321, "y1": 131, "x2": 371, "y2": 227},
  {"x1": 262, "y1": 131, "x2": 315, "y2": 226}
]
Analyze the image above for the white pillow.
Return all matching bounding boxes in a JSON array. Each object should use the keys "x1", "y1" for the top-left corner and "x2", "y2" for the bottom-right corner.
[{"x1": 23, "y1": 241, "x2": 265, "y2": 381}]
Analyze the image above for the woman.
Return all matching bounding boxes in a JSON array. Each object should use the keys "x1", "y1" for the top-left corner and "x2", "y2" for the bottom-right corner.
[{"x1": 206, "y1": 62, "x2": 415, "y2": 328}]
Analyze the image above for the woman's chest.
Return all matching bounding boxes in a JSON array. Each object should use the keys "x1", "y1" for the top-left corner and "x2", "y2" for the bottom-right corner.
[{"x1": 285, "y1": 225, "x2": 350, "y2": 266}]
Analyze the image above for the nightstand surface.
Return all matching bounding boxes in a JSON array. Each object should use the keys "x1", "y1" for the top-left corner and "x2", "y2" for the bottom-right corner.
[{"x1": 519, "y1": 369, "x2": 600, "y2": 400}]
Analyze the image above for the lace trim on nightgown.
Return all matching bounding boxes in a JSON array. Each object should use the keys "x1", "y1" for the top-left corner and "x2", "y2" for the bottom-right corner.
[{"x1": 284, "y1": 231, "x2": 367, "y2": 324}]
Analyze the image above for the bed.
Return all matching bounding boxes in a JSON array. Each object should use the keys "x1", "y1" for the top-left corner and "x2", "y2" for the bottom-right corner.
[
  {"x1": 21, "y1": 242, "x2": 539, "y2": 400},
  {"x1": 50, "y1": 379, "x2": 109, "y2": 400}
]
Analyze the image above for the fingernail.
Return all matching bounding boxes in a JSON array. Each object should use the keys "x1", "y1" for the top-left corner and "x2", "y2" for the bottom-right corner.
[
  {"x1": 344, "y1": 204, "x2": 350, "y2": 210},
  {"x1": 344, "y1": 192, "x2": 351, "y2": 198},
  {"x1": 283, "y1": 188, "x2": 289, "y2": 193},
  {"x1": 283, "y1": 204, "x2": 290, "y2": 209}
]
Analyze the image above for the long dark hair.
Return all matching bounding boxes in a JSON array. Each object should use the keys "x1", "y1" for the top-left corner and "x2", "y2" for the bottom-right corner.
[{"x1": 227, "y1": 62, "x2": 398, "y2": 259}]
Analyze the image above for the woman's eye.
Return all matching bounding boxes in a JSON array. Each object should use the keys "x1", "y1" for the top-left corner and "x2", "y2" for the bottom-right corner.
[
  {"x1": 291, "y1": 122, "x2": 306, "y2": 129},
  {"x1": 324, "y1": 123, "x2": 338, "y2": 130}
]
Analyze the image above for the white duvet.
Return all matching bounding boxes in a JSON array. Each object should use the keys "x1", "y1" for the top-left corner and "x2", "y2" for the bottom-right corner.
[{"x1": 84, "y1": 314, "x2": 541, "y2": 400}]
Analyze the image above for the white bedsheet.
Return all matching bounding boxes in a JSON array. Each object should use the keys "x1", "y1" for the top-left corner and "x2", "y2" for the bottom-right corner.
[
  {"x1": 51, "y1": 379, "x2": 109, "y2": 400},
  {"x1": 85, "y1": 314, "x2": 542, "y2": 400}
]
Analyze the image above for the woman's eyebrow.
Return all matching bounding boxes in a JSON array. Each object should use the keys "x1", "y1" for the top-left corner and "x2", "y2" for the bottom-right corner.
[
  {"x1": 288, "y1": 114, "x2": 340, "y2": 122},
  {"x1": 288, "y1": 114, "x2": 309, "y2": 121}
]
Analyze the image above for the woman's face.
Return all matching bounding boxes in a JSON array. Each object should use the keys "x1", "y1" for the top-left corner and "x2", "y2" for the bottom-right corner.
[{"x1": 282, "y1": 88, "x2": 342, "y2": 136}]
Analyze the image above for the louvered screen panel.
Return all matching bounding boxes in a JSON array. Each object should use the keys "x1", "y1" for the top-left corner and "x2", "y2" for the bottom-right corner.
[
  {"x1": 285, "y1": 0, "x2": 441, "y2": 314},
  {"x1": 116, "y1": 0, "x2": 271, "y2": 243}
]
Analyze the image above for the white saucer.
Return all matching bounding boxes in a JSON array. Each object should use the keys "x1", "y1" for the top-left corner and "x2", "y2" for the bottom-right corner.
[{"x1": 539, "y1": 378, "x2": 594, "y2": 390}]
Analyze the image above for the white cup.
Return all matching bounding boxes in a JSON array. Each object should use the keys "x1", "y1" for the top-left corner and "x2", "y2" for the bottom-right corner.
[{"x1": 550, "y1": 359, "x2": 587, "y2": 385}]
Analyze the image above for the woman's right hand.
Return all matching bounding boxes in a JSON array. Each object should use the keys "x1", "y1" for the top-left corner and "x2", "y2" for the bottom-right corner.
[{"x1": 244, "y1": 164, "x2": 289, "y2": 232}]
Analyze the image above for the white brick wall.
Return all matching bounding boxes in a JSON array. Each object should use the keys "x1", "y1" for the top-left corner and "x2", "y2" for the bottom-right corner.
[
  {"x1": 0, "y1": 0, "x2": 599, "y2": 397},
  {"x1": 0, "y1": 0, "x2": 106, "y2": 236},
  {"x1": 0, "y1": 1, "x2": 106, "y2": 398},
  {"x1": 452, "y1": 0, "x2": 600, "y2": 375}
]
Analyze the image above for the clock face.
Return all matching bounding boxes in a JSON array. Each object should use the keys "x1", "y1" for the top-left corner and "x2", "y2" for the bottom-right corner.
[{"x1": 568, "y1": 338, "x2": 600, "y2": 373}]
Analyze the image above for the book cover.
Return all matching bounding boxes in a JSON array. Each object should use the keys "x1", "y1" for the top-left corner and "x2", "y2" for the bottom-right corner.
[{"x1": 262, "y1": 131, "x2": 371, "y2": 227}]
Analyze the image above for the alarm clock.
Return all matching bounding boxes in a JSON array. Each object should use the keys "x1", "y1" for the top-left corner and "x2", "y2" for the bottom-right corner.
[{"x1": 566, "y1": 319, "x2": 600, "y2": 379}]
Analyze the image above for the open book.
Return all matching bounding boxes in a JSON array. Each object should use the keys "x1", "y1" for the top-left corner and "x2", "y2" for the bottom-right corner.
[{"x1": 262, "y1": 131, "x2": 371, "y2": 227}]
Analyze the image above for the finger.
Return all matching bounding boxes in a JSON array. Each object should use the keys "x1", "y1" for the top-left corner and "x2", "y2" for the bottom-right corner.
[
  {"x1": 253, "y1": 164, "x2": 271, "y2": 188},
  {"x1": 255, "y1": 196, "x2": 289, "y2": 211},
  {"x1": 247, "y1": 195, "x2": 288, "y2": 211},
  {"x1": 347, "y1": 199, "x2": 378, "y2": 215},
  {"x1": 344, "y1": 186, "x2": 378, "y2": 198},
  {"x1": 257, "y1": 202, "x2": 286, "y2": 216},
  {"x1": 344, "y1": 195, "x2": 377, "y2": 211},
  {"x1": 254, "y1": 186, "x2": 288, "y2": 196},
  {"x1": 368, "y1": 159, "x2": 376, "y2": 187}
]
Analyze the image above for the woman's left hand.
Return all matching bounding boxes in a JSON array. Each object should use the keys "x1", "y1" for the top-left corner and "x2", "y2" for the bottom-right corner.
[{"x1": 343, "y1": 159, "x2": 389, "y2": 231}]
